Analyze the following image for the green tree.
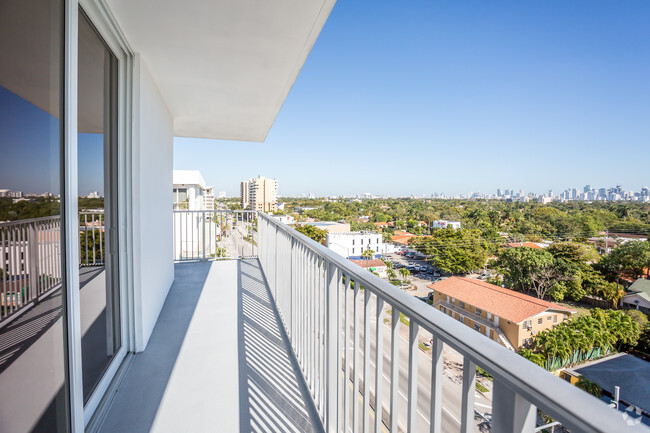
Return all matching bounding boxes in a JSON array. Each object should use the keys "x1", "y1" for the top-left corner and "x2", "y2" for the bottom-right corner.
[
  {"x1": 411, "y1": 228, "x2": 488, "y2": 274},
  {"x1": 576, "y1": 377, "x2": 601, "y2": 398},
  {"x1": 601, "y1": 241, "x2": 650, "y2": 279},
  {"x1": 294, "y1": 225, "x2": 327, "y2": 243},
  {"x1": 492, "y1": 247, "x2": 572, "y2": 299},
  {"x1": 361, "y1": 248, "x2": 374, "y2": 270},
  {"x1": 399, "y1": 268, "x2": 410, "y2": 285}
]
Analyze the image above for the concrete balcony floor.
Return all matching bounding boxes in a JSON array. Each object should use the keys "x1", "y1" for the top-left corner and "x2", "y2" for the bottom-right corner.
[{"x1": 99, "y1": 259, "x2": 323, "y2": 433}]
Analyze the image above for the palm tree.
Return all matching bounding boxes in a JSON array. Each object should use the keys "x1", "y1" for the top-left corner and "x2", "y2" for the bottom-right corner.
[
  {"x1": 387, "y1": 268, "x2": 397, "y2": 281},
  {"x1": 361, "y1": 248, "x2": 374, "y2": 270},
  {"x1": 399, "y1": 268, "x2": 410, "y2": 285}
]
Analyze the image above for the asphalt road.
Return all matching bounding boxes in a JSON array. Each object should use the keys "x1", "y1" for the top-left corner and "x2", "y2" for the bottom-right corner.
[{"x1": 342, "y1": 290, "x2": 493, "y2": 433}]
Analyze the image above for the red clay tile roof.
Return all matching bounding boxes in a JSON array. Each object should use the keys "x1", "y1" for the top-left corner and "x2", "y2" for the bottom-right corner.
[
  {"x1": 350, "y1": 259, "x2": 386, "y2": 268},
  {"x1": 506, "y1": 242, "x2": 543, "y2": 249},
  {"x1": 427, "y1": 277, "x2": 574, "y2": 323}
]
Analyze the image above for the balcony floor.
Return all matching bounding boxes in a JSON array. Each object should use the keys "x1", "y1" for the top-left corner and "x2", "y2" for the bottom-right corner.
[{"x1": 99, "y1": 259, "x2": 323, "y2": 433}]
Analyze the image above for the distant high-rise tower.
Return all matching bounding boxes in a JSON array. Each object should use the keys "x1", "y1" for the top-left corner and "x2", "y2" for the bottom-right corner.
[
  {"x1": 240, "y1": 181, "x2": 250, "y2": 208},
  {"x1": 241, "y1": 176, "x2": 278, "y2": 212}
]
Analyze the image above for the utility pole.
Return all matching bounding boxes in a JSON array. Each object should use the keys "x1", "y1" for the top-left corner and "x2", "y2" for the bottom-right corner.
[{"x1": 605, "y1": 229, "x2": 609, "y2": 253}]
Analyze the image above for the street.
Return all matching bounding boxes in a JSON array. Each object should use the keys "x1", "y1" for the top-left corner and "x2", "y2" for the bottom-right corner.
[{"x1": 341, "y1": 287, "x2": 493, "y2": 433}]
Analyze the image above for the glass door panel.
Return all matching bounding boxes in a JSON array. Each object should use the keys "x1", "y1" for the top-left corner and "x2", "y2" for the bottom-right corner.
[
  {"x1": 0, "y1": 0, "x2": 70, "y2": 432},
  {"x1": 77, "y1": 9, "x2": 120, "y2": 404}
]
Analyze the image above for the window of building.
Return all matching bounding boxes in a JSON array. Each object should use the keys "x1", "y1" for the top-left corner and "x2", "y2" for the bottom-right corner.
[
  {"x1": 459, "y1": 301, "x2": 465, "y2": 309},
  {"x1": 351, "y1": 248, "x2": 354, "y2": 254},
  {"x1": 522, "y1": 320, "x2": 532, "y2": 329},
  {"x1": 553, "y1": 315, "x2": 557, "y2": 323},
  {"x1": 538, "y1": 318, "x2": 543, "y2": 325},
  {"x1": 547, "y1": 316, "x2": 552, "y2": 321},
  {"x1": 176, "y1": 188, "x2": 187, "y2": 202},
  {"x1": 474, "y1": 324, "x2": 481, "y2": 332},
  {"x1": 475, "y1": 308, "x2": 482, "y2": 316}
]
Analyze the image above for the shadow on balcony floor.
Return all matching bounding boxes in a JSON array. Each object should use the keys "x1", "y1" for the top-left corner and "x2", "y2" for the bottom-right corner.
[
  {"x1": 238, "y1": 259, "x2": 323, "y2": 433},
  {"x1": 98, "y1": 259, "x2": 322, "y2": 433}
]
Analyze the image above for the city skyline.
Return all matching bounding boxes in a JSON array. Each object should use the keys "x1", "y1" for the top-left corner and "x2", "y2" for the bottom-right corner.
[{"x1": 174, "y1": 1, "x2": 650, "y2": 197}]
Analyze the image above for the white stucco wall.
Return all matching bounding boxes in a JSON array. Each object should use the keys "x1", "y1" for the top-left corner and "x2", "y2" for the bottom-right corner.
[{"x1": 132, "y1": 55, "x2": 174, "y2": 351}]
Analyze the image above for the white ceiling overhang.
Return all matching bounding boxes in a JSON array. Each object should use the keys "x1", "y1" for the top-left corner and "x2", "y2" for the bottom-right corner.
[{"x1": 106, "y1": 0, "x2": 336, "y2": 142}]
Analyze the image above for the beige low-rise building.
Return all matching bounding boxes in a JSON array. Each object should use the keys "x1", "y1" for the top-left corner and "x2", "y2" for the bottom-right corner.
[{"x1": 428, "y1": 277, "x2": 575, "y2": 350}]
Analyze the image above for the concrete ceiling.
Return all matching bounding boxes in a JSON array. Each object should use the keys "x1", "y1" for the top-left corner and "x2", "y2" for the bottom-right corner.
[{"x1": 106, "y1": 0, "x2": 336, "y2": 142}]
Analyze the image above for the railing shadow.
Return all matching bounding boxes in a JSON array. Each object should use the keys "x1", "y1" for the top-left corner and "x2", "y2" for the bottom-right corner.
[{"x1": 238, "y1": 259, "x2": 324, "y2": 433}]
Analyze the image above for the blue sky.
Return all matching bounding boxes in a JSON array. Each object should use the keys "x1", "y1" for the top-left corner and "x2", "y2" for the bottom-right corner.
[{"x1": 176, "y1": 1, "x2": 650, "y2": 197}]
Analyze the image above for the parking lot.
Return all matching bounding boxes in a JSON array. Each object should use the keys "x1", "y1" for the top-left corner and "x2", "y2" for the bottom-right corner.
[{"x1": 382, "y1": 249, "x2": 446, "y2": 295}]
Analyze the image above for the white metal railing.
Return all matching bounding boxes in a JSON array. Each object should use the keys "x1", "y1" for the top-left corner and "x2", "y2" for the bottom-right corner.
[
  {"x1": 173, "y1": 210, "x2": 257, "y2": 261},
  {"x1": 80, "y1": 210, "x2": 105, "y2": 266},
  {"x1": 0, "y1": 216, "x2": 62, "y2": 324},
  {"x1": 258, "y1": 212, "x2": 649, "y2": 433}
]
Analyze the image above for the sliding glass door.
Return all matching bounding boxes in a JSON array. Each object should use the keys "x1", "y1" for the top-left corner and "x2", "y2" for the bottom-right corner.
[
  {"x1": 77, "y1": 9, "x2": 121, "y2": 405},
  {"x1": 0, "y1": 0, "x2": 70, "y2": 432},
  {"x1": 0, "y1": 2, "x2": 126, "y2": 431}
]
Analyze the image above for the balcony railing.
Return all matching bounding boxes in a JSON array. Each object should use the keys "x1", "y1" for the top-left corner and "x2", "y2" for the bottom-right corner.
[
  {"x1": 173, "y1": 210, "x2": 257, "y2": 261},
  {"x1": 257, "y1": 212, "x2": 648, "y2": 433},
  {"x1": 0, "y1": 216, "x2": 62, "y2": 324},
  {"x1": 80, "y1": 210, "x2": 105, "y2": 266}
]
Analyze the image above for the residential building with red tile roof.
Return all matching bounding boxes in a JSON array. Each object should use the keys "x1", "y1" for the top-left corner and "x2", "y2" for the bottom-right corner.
[
  {"x1": 505, "y1": 242, "x2": 544, "y2": 249},
  {"x1": 391, "y1": 231, "x2": 416, "y2": 245},
  {"x1": 349, "y1": 259, "x2": 387, "y2": 277},
  {"x1": 428, "y1": 277, "x2": 575, "y2": 350}
]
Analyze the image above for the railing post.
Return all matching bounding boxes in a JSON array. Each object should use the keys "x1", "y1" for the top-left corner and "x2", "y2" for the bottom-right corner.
[
  {"x1": 430, "y1": 337, "x2": 443, "y2": 433},
  {"x1": 274, "y1": 223, "x2": 278, "y2": 298},
  {"x1": 202, "y1": 210, "x2": 206, "y2": 259},
  {"x1": 408, "y1": 320, "x2": 420, "y2": 433},
  {"x1": 325, "y1": 262, "x2": 339, "y2": 433},
  {"x1": 28, "y1": 222, "x2": 39, "y2": 301},
  {"x1": 461, "y1": 359, "x2": 476, "y2": 433},
  {"x1": 492, "y1": 379, "x2": 536, "y2": 433}
]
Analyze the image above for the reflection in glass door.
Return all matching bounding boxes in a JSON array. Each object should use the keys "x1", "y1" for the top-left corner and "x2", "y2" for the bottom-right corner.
[
  {"x1": 0, "y1": 0, "x2": 70, "y2": 432},
  {"x1": 77, "y1": 10, "x2": 120, "y2": 404}
]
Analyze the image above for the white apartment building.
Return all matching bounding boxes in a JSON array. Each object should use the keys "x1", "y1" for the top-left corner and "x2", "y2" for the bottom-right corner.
[
  {"x1": 241, "y1": 175, "x2": 278, "y2": 212},
  {"x1": 173, "y1": 170, "x2": 216, "y2": 259},
  {"x1": 326, "y1": 231, "x2": 384, "y2": 259},
  {"x1": 432, "y1": 219, "x2": 462, "y2": 230},
  {"x1": 173, "y1": 170, "x2": 214, "y2": 210}
]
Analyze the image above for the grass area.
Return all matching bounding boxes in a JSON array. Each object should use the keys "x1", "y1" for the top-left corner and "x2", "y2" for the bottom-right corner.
[
  {"x1": 554, "y1": 300, "x2": 593, "y2": 318},
  {"x1": 476, "y1": 366, "x2": 493, "y2": 381},
  {"x1": 476, "y1": 382, "x2": 489, "y2": 393},
  {"x1": 386, "y1": 310, "x2": 411, "y2": 326},
  {"x1": 419, "y1": 342, "x2": 431, "y2": 352}
]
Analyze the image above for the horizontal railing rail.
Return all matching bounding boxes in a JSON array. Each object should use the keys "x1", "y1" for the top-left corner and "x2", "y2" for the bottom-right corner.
[
  {"x1": 258, "y1": 211, "x2": 649, "y2": 433},
  {"x1": 173, "y1": 210, "x2": 257, "y2": 261}
]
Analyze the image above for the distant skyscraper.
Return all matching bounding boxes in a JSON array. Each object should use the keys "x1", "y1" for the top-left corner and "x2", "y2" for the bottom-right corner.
[
  {"x1": 241, "y1": 176, "x2": 278, "y2": 212},
  {"x1": 584, "y1": 185, "x2": 591, "y2": 193}
]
